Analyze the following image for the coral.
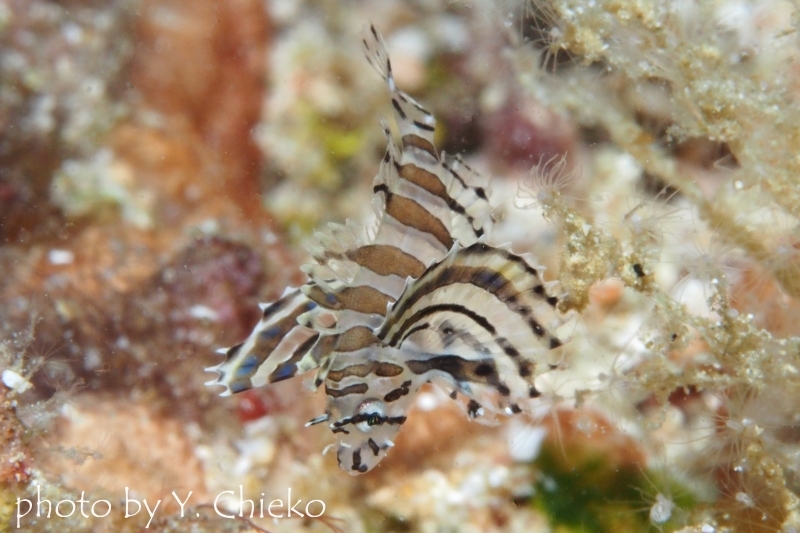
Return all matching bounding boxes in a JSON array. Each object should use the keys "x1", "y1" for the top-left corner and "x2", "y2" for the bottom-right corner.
[
  {"x1": 0, "y1": 387, "x2": 31, "y2": 486},
  {"x1": 505, "y1": 0, "x2": 800, "y2": 530},
  {"x1": 0, "y1": 0, "x2": 136, "y2": 244},
  {"x1": 43, "y1": 395, "x2": 209, "y2": 509}
]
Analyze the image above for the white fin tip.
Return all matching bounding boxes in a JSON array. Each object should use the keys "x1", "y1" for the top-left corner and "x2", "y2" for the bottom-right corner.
[
  {"x1": 305, "y1": 413, "x2": 330, "y2": 427},
  {"x1": 281, "y1": 286, "x2": 297, "y2": 297}
]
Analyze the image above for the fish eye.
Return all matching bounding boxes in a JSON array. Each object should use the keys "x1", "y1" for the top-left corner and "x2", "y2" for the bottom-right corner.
[{"x1": 355, "y1": 399, "x2": 385, "y2": 433}]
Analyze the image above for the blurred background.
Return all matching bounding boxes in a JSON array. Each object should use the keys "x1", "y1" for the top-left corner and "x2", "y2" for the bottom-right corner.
[{"x1": 2, "y1": 0, "x2": 800, "y2": 532}]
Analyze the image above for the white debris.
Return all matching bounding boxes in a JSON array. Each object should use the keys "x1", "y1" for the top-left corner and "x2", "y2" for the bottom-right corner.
[
  {"x1": 189, "y1": 305, "x2": 220, "y2": 321},
  {"x1": 416, "y1": 391, "x2": 444, "y2": 411},
  {"x1": 649, "y1": 493, "x2": 675, "y2": 525},
  {"x1": 48, "y1": 249, "x2": 75, "y2": 265},
  {"x1": 2, "y1": 369, "x2": 33, "y2": 393},
  {"x1": 83, "y1": 348, "x2": 102, "y2": 371},
  {"x1": 506, "y1": 419, "x2": 547, "y2": 462}
]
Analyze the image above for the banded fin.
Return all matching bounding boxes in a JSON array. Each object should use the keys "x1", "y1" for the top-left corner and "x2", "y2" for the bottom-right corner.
[
  {"x1": 302, "y1": 221, "x2": 412, "y2": 302},
  {"x1": 375, "y1": 241, "x2": 565, "y2": 413},
  {"x1": 362, "y1": 23, "x2": 438, "y2": 164},
  {"x1": 440, "y1": 154, "x2": 496, "y2": 245},
  {"x1": 371, "y1": 145, "x2": 454, "y2": 265},
  {"x1": 362, "y1": 25, "x2": 493, "y2": 249},
  {"x1": 303, "y1": 220, "x2": 372, "y2": 285},
  {"x1": 389, "y1": 146, "x2": 494, "y2": 249},
  {"x1": 205, "y1": 289, "x2": 318, "y2": 395}
]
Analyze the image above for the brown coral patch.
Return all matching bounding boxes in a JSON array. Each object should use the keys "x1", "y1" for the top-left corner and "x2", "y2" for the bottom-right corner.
[
  {"x1": 130, "y1": 0, "x2": 271, "y2": 224},
  {"x1": 40, "y1": 394, "x2": 209, "y2": 513},
  {"x1": 715, "y1": 469, "x2": 788, "y2": 533},
  {"x1": 0, "y1": 0, "x2": 291, "y2": 419},
  {"x1": 538, "y1": 408, "x2": 647, "y2": 472},
  {"x1": 588, "y1": 277, "x2": 625, "y2": 310},
  {"x1": 0, "y1": 235, "x2": 277, "y2": 420},
  {"x1": 0, "y1": 388, "x2": 32, "y2": 484},
  {"x1": 730, "y1": 263, "x2": 800, "y2": 338}
]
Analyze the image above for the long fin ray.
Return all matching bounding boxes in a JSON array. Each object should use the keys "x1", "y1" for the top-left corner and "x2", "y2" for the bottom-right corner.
[
  {"x1": 206, "y1": 289, "x2": 318, "y2": 395},
  {"x1": 376, "y1": 242, "x2": 565, "y2": 414}
]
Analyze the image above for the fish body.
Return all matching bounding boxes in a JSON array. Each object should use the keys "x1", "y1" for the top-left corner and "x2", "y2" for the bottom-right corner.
[{"x1": 207, "y1": 25, "x2": 566, "y2": 474}]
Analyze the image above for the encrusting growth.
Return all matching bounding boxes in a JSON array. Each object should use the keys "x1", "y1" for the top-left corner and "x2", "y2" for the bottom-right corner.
[{"x1": 509, "y1": 1, "x2": 800, "y2": 530}]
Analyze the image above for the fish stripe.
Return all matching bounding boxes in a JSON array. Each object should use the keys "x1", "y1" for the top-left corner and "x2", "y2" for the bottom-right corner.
[
  {"x1": 382, "y1": 265, "x2": 545, "y2": 339},
  {"x1": 376, "y1": 184, "x2": 454, "y2": 249},
  {"x1": 440, "y1": 160, "x2": 469, "y2": 189},
  {"x1": 305, "y1": 284, "x2": 394, "y2": 316},
  {"x1": 326, "y1": 383, "x2": 369, "y2": 398},
  {"x1": 396, "y1": 89, "x2": 432, "y2": 116},
  {"x1": 465, "y1": 242, "x2": 540, "y2": 279},
  {"x1": 399, "y1": 322, "x2": 429, "y2": 345},
  {"x1": 398, "y1": 163, "x2": 449, "y2": 201},
  {"x1": 396, "y1": 162, "x2": 481, "y2": 240},
  {"x1": 367, "y1": 438, "x2": 380, "y2": 456},
  {"x1": 334, "y1": 326, "x2": 381, "y2": 353},
  {"x1": 326, "y1": 359, "x2": 405, "y2": 383},
  {"x1": 338, "y1": 285, "x2": 394, "y2": 315},
  {"x1": 352, "y1": 449, "x2": 366, "y2": 472},
  {"x1": 333, "y1": 413, "x2": 406, "y2": 429},
  {"x1": 384, "y1": 380, "x2": 412, "y2": 402},
  {"x1": 384, "y1": 302, "x2": 495, "y2": 346},
  {"x1": 268, "y1": 333, "x2": 319, "y2": 383},
  {"x1": 401, "y1": 133, "x2": 437, "y2": 159},
  {"x1": 224, "y1": 342, "x2": 243, "y2": 362},
  {"x1": 345, "y1": 244, "x2": 426, "y2": 279},
  {"x1": 392, "y1": 98, "x2": 407, "y2": 120},
  {"x1": 405, "y1": 355, "x2": 509, "y2": 394},
  {"x1": 305, "y1": 284, "x2": 341, "y2": 309},
  {"x1": 312, "y1": 334, "x2": 340, "y2": 387},
  {"x1": 260, "y1": 295, "x2": 293, "y2": 321},
  {"x1": 375, "y1": 362, "x2": 407, "y2": 377},
  {"x1": 439, "y1": 161, "x2": 494, "y2": 227},
  {"x1": 467, "y1": 400, "x2": 482, "y2": 418}
]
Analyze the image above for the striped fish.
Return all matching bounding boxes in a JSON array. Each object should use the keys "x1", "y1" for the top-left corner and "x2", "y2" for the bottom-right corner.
[{"x1": 206, "y1": 24, "x2": 566, "y2": 475}]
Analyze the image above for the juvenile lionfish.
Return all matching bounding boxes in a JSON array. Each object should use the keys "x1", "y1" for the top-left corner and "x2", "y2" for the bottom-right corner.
[{"x1": 207, "y1": 25, "x2": 566, "y2": 474}]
